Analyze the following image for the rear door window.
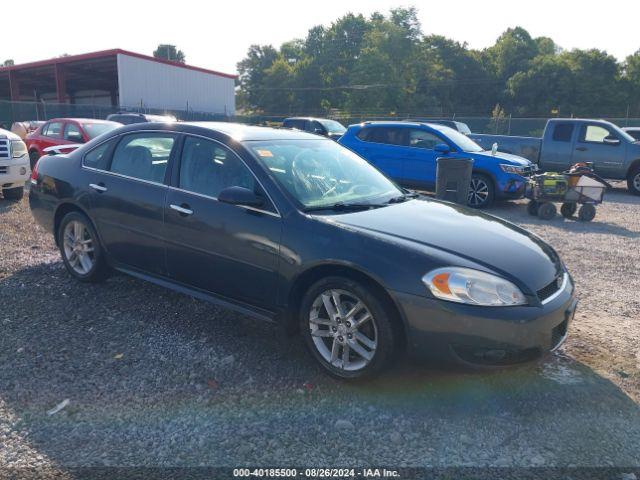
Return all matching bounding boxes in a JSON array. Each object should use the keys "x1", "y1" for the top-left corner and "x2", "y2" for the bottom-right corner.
[
  {"x1": 43, "y1": 122, "x2": 63, "y2": 138},
  {"x1": 552, "y1": 123, "x2": 574, "y2": 142},
  {"x1": 109, "y1": 133, "x2": 176, "y2": 183},
  {"x1": 83, "y1": 138, "x2": 117, "y2": 170},
  {"x1": 358, "y1": 127, "x2": 407, "y2": 146}
]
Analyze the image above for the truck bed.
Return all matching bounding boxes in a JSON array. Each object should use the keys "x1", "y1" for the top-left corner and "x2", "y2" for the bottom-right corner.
[{"x1": 470, "y1": 134, "x2": 542, "y2": 164}]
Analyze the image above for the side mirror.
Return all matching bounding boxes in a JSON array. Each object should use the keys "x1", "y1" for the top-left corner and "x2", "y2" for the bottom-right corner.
[
  {"x1": 218, "y1": 186, "x2": 265, "y2": 208},
  {"x1": 603, "y1": 135, "x2": 620, "y2": 146},
  {"x1": 434, "y1": 143, "x2": 451, "y2": 154},
  {"x1": 313, "y1": 127, "x2": 326, "y2": 136}
]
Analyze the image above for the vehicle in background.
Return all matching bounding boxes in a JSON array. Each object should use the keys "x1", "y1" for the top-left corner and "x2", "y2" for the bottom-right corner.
[
  {"x1": 623, "y1": 127, "x2": 640, "y2": 141},
  {"x1": 29, "y1": 122, "x2": 576, "y2": 379},
  {"x1": 106, "y1": 112, "x2": 177, "y2": 125},
  {"x1": 26, "y1": 118, "x2": 120, "y2": 169},
  {"x1": 403, "y1": 119, "x2": 472, "y2": 134},
  {"x1": 470, "y1": 119, "x2": 640, "y2": 195},
  {"x1": 339, "y1": 121, "x2": 536, "y2": 208},
  {"x1": 0, "y1": 128, "x2": 30, "y2": 200},
  {"x1": 282, "y1": 117, "x2": 346, "y2": 140},
  {"x1": 11, "y1": 121, "x2": 45, "y2": 140}
]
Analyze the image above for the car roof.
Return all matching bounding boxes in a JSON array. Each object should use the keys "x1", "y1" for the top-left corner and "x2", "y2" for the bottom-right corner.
[
  {"x1": 180, "y1": 122, "x2": 326, "y2": 141},
  {"x1": 47, "y1": 118, "x2": 117, "y2": 124}
]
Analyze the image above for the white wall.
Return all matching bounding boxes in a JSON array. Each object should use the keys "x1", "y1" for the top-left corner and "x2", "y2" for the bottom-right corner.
[{"x1": 117, "y1": 54, "x2": 235, "y2": 115}]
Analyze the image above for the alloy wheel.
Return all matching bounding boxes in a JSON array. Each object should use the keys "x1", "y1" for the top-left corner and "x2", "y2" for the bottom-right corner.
[
  {"x1": 468, "y1": 177, "x2": 490, "y2": 207},
  {"x1": 634, "y1": 172, "x2": 640, "y2": 192},
  {"x1": 62, "y1": 220, "x2": 95, "y2": 275},
  {"x1": 308, "y1": 289, "x2": 377, "y2": 372}
]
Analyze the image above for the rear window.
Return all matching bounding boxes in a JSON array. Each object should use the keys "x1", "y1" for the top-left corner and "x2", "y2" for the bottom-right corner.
[
  {"x1": 357, "y1": 127, "x2": 407, "y2": 146},
  {"x1": 552, "y1": 123, "x2": 574, "y2": 142}
]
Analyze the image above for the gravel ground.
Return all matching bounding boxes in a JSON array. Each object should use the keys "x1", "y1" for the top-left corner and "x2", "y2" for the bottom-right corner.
[{"x1": 1, "y1": 184, "x2": 639, "y2": 471}]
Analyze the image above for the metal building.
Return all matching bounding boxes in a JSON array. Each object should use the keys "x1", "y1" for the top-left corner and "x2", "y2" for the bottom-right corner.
[{"x1": 0, "y1": 49, "x2": 236, "y2": 115}]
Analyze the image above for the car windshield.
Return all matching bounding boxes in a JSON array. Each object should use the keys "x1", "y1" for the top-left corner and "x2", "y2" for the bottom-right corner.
[
  {"x1": 440, "y1": 127, "x2": 483, "y2": 152},
  {"x1": 82, "y1": 122, "x2": 119, "y2": 140},
  {"x1": 318, "y1": 119, "x2": 346, "y2": 134},
  {"x1": 246, "y1": 139, "x2": 402, "y2": 210}
]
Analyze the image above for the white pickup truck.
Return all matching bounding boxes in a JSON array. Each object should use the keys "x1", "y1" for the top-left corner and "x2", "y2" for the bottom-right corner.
[{"x1": 0, "y1": 128, "x2": 30, "y2": 200}]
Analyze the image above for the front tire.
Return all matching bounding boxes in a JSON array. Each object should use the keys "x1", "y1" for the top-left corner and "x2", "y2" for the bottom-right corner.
[
  {"x1": 57, "y1": 212, "x2": 109, "y2": 282},
  {"x1": 2, "y1": 186, "x2": 24, "y2": 201},
  {"x1": 627, "y1": 165, "x2": 640, "y2": 196},
  {"x1": 300, "y1": 276, "x2": 396, "y2": 379},
  {"x1": 467, "y1": 174, "x2": 494, "y2": 209}
]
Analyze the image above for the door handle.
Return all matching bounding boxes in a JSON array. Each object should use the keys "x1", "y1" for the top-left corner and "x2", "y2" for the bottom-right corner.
[
  {"x1": 170, "y1": 204, "x2": 193, "y2": 216},
  {"x1": 89, "y1": 183, "x2": 107, "y2": 193},
  {"x1": 576, "y1": 147, "x2": 588, "y2": 152}
]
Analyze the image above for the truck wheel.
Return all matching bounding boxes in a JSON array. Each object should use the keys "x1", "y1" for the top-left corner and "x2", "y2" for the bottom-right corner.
[
  {"x1": 2, "y1": 186, "x2": 24, "y2": 201},
  {"x1": 627, "y1": 166, "x2": 640, "y2": 196},
  {"x1": 527, "y1": 200, "x2": 539, "y2": 216},
  {"x1": 560, "y1": 202, "x2": 577, "y2": 218},
  {"x1": 29, "y1": 150, "x2": 40, "y2": 170},
  {"x1": 578, "y1": 204, "x2": 596, "y2": 222},
  {"x1": 537, "y1": 202, "x2": 556, "y2": 220},
  {"x1": 467, "y1": 174, "x2": 494, "y2": 209}
]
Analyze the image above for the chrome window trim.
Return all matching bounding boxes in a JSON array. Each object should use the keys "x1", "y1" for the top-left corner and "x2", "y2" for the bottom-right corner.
[
  {"x1": 81, "y1": 130, "x2": 281, "y2": 218},
  {"x1": 541, "y1": 273, "x2": 570, "y2": 305}
]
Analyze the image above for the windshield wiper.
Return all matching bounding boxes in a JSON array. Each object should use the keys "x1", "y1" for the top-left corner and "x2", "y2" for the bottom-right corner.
[
  {"x1": 303, "y1": 202, "x2": 387, "y2": 213},
  {"x1": 387, "y1": 192, "x2": 420, "y2": 204}
]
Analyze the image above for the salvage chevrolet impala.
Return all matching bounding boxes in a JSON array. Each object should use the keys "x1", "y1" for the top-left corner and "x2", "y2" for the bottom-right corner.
[{"x1": 29, "y1": 122, "x2": 577, "y2": 379}]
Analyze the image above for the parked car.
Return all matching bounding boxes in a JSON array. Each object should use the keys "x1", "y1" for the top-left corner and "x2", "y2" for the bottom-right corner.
[
  {"x1": 623, "y1": 127, "x2": 640, "y2": 141},
  {"x1": 26, "y1": 118, "x2": 120, "y2": 168},
  {"x1": 106, "y1": 112, "x2": 177, "y2": 125},
  {"x1": 29, "y1": 122, "x2": 576, "y2": 379},
  {"x1": 404, "y1": 118, "x2": 472, "y2": 134},
  {"x1": 339, "y1": 121, "x2": 536, "y2": 208},
  {"x1": 470, "y1": 119, "x2": 640, "y2": 195},
  {"x1": 0, "y1": 128, "x2": 30, "y2": 200},
  {"x1": 282, "y1": 117, "x2": 346, "y2": 140},
  {"x1": 11, "y1": 121, "x2": 45, "y2": 140}
]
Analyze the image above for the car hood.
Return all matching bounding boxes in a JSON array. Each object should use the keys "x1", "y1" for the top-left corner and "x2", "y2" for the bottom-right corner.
[
  {"x1": 0, "y1": 128, "x2": 22, "y2": 141},
  {"x1": 325, "y1": 198, "x2": 561, "y2": 292},
  {"x1": 474, "y1": 151, "x2": 532, "y2": 166}
]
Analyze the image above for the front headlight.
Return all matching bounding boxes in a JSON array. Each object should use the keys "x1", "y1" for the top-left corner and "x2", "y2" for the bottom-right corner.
[
  {"x1": 499, "y1": 164, "x2": 527, "y2": 174},
  {"x1": 11, "y1": 140, "x2": 28, "y2": 159},
  {"x1": 422, "y1": 267, "x2": 527, "y2": 306}
]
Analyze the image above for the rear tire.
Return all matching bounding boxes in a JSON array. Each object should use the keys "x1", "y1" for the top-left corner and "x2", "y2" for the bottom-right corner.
[
  {"x1": 2, "y1": 186, "x2": 24, "y2": 201},
  {"x1": 578, "y1": 204, "x2": 596, "y2": 222},
  {"x1": 467, "y1": 174, "x2": 494, "y2": 209},
  {"x1": 537, "y1": 202, "x2": 556, "y2": 220},
  {"x1": 29, "y1": 150, "x2": 40, "y2": 170},
  {"x1": 57, "y1": 212, "x2": 109, "y2": 283},
  {"x1": 299, "y1": 276, "x2": 396, "y2": 380},
  {"x1": 560, "y1": 202, "x2": 577, "y2": 218},
  {"x1": 627, "y1": 165, "x2": 640, "y2": 196}
]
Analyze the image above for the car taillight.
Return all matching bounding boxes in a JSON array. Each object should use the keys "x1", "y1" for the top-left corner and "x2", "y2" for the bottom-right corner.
[{"x1": 30, "y1": 160, "x2": 39, "y2": 184}]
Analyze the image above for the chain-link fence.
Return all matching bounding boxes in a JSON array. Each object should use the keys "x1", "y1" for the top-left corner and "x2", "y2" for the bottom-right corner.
[{"x1": 2, "y1": 100, "x2": 640, "y2": 136}]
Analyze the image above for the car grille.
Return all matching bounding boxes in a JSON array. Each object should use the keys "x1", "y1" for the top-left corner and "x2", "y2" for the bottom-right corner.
[
  {"x1": 0, "y1": 166, "x2": 7, "y2": 174},
  {"x1": 0, "y1": 139, "x2": 10, "y2": 160},
  {"x1": 537, "y1": 274, "x2": 563, "y2": 303}
]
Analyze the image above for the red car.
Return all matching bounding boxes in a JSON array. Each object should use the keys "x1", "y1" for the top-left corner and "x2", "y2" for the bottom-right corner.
[{"x1": 26, "y1": 118, "x2": 120, "y2": 168}]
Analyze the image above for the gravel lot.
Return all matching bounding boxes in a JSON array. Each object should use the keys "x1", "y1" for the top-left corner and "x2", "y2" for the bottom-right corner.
[{"x1": 1, "y1": 184, "x2": 639, "y2": 472}]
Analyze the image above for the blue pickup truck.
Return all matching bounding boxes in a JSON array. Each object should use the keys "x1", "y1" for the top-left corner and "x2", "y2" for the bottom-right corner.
[
  {"x1": 470, "y1": 118, "x2": 640, "y2": 196},
  {"x1": 338, "y1": 121, "x2": 536, "y2": 208}
]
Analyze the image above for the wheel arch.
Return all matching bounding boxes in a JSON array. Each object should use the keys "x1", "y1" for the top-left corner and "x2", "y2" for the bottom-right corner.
[
  {"x1": 626, "y1": 158, "x2": 640, "y2": 178},
  {"x1": 284, "y1": 262, "x2": 407, "y2": 349}
]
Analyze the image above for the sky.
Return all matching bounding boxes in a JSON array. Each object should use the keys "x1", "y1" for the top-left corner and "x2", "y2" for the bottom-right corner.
[{"x1": 3, "y1": 0, "x2": 639, "y2": 75}]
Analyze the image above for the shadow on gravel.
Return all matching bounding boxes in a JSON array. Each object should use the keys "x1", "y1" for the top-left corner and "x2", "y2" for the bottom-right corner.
[{"x1": 1, "y1": 262, "x2": 640, "y2": 467}]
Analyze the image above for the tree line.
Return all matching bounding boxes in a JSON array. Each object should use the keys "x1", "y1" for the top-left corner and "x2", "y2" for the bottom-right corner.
[{"x1": 236, "y1": 8, "x2": 640, "y2": 118}]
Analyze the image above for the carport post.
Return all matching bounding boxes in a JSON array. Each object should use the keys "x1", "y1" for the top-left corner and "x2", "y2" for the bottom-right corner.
[
  {"x1": 54, "y1": 63, "x2": 67, "y2": 104},
  {"x1": 9, "y1": 71, "x2": 20, "y2": 101}
]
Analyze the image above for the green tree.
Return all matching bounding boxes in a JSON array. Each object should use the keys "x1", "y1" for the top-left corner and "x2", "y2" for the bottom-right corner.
[
  {"x1": 3, "y1": 59, "x2": 14, "y2": 66},
  {"x1": 153, "y1": 44, "x2": 186, "y2": 63}
]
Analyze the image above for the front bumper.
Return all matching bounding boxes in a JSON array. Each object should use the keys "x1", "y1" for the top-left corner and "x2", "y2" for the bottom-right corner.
[
  {"x1": 391, "y1": 276, "x2": 577, "y2": 365},
  {"x1": 0, "y1": 156, "x2": 30, "y2": 189},
  {"x1": 496, "y1": 173, "x2": 527, "y2": 199}
]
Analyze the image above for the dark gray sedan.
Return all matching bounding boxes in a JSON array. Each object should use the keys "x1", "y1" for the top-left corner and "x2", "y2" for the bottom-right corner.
[{"x1": 29, "y1": 122, "x2": 577, "y2": 379}]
